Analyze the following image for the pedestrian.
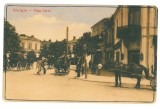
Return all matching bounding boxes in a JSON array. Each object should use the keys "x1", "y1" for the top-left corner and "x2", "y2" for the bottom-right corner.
[
  {"x1": 41, "y1": 57, "x2": 47, "y2": 75},
  {"x1": 76, "y1": 55, "x2": 81, "y2": 78},
  {"x1": 113, "y1": 62, "x2": 123, "y2": 87},
  {"x1": 36, "y1": 58, "x2": 42, "y2": 75},
  {"x1": 97, "y1": 63, "x2": 102, "y2": 75},
  {"x1": 36, "y1": 57, "x2": 47, "y2": 75}
]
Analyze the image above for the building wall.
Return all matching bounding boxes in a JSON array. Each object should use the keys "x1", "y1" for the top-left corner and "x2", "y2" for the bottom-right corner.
[
  {"x1": 20, "y1": 40, "x2": 41, "y2": 52},
  {"x1": 91, "y1": 18, "x2": 109, "y2": 65},
  {"x1": 114, "y1": 6, "x2": 157, "y2": 74},
  {"x1": 140, "y1": 7, "x2": 157, "y2": 73},
  {"x1": 20, "y1": 36, "x2": 41, "y2": 58},
  {"x1": 114, "y1": 7, "x2": 123, "y2": 62}
]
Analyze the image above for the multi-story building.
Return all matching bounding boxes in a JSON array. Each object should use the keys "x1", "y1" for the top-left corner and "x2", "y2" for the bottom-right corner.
[
  {"x1": 91, "y1": 18, "x2": 109, "y2": 65},
  {"x1": 114, "y1": 6, "x2": 157, "y2": 74},
  {"x1": 105, "y1": 15, "x2": 115, "y2": 64},
  {"x1": 19, "y1": 34, "x2": 41, "y2": 57}
]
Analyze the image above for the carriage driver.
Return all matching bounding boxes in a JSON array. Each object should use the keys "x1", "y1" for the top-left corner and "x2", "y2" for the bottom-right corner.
[{"x1": 37, "y1": 57, "x2": 47, "y2": 75}]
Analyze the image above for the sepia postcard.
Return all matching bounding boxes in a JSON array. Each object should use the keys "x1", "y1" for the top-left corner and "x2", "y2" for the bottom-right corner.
[{"x1": 3, "y1": 4, "x2": 157, "y2": 102}]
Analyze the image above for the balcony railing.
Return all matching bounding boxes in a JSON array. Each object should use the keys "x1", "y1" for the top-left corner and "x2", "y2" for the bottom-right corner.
[
  {"x1": 117, "y1": 25, "x2": 141, "y2": 39},
  {"x1": 117, "y1": 25, "x2": 141, "y2": 48}
]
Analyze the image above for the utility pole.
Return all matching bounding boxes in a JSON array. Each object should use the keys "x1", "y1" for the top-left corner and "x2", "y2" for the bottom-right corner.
[
  {"x1": 147, "y1": 7, "x2": 150, "y2": 71},
  {"x1": 83, "y1": 44, "x2": 87, "y2": 79},
  {"x1": 66, "y1": 26, "x2": 69, "y2": 56}
]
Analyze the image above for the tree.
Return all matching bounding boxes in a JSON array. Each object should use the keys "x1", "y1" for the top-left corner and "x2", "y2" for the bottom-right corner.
[
  {"x1": 74, "y1": 32, "x2": 93, "y2": 56},
  {"x1": 40, "y1": 45, "x2": 49, "y2": 58},
  {"x1": 4, "y1": 19, "x2": 21, "y2": 53},
  {"x1": 26, "y1": 51, "x2": 36, "y2": 64},
  {"x1": 48, "y1": 39, "x2": 67, "y2": 58}
]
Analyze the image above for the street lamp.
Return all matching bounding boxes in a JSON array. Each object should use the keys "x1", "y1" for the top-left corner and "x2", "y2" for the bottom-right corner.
[{"x1": 83, "y1": 44, "x2": 87, "y2": 79}]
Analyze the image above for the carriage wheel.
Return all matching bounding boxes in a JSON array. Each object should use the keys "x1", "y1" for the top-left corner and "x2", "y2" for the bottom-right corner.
[{"x1": 150, "y1": 77, "x2": 156, "y2": 91}]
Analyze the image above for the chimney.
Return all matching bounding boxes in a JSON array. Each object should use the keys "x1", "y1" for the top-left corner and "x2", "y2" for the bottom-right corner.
[{"x1": 73, "y1": 36, "x2": 76, "y2": 40}]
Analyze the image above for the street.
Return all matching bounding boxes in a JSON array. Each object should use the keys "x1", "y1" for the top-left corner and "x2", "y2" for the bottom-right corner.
[{"x1": 4, "y1": 65, "x2": 155, "y2": 102}]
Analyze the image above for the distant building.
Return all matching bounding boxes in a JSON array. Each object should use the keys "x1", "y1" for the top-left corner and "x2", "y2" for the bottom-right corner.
[
  {"x1": 19, "y1": 34, "x2": 41, "y2": 57},
  {"x1": 41, "y1": 39, "x2": 52, "y2": 48},
  {"x1": 68, "y1": 36, "x2": 77, "y2": 58}
]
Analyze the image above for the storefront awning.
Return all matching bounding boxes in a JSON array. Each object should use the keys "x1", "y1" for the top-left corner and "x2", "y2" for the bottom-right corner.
[{"x1": 114, "y1": 40, "x2": 121, "y2": 50}]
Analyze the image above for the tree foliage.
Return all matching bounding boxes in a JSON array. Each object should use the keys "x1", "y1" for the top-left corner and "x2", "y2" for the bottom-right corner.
[
  {"x1": 26, "y1": 50, "x2": 36, "y2": 63},
  {"x1": 4, "y1": 19, "x2": 21, "y2": 53},
  {"x1": 40, "y1": 39, "x2": 67, "y2": 59},
  {"x1": 74, "y1": 32, "x2": 97, "y2": 56},
  {"x1": 40, "y1": 45, "x2": 49, "y2": 58},
  {"x1": 49, "y1": 39, "x2": 67, "y2": 58}
]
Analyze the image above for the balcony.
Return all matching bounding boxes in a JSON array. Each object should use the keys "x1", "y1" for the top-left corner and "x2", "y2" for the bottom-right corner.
[
  {"x1": 117, "y1": 25, "x2": 141, "y2": 48},
  {"x1": 117, "y1": 25, "x2": 141, "y2": 39}
]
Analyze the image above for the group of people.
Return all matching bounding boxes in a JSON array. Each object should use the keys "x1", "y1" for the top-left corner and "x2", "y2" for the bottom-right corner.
[
  {"x1": 36, "y1": 55, "x2": 70, "y2": 75},
  {"x1": 75, "y1": 55, "x2": 103, "y2": 78},
  {"x1": 90, "y1": 62, "x2": 103, "y2": 76}
]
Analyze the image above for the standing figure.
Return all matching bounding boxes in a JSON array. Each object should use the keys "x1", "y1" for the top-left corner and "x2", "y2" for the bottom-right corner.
[
  {"x1": 36, "y1": 57, "x2": 47, "y2": 75},
  {"x1": 97, "y1": 63, "x2": 102, "y2": 75},
  {"x1": 113, "y1": 62, "x2": 123, "y2": 87},
  {"x1": 36, "y1": 58, "x2": 42, "y2": 75},
  {"x1": 76, "y1": 56, "x2": 81, "y2": 77},
  {"x1": 41, "y1": 57, "x2": 47, "y2": 75}
]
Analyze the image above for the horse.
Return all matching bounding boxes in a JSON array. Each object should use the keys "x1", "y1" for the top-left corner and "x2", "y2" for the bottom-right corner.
[{"x1": 113, "y1": 62, "x2": 149, "y2": 89}]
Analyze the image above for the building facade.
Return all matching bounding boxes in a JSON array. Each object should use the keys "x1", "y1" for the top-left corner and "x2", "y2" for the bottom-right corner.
[
  {"x1": 114, "y1": 6, "x2": 157, "y2": 74},
  {"x1": 68, "y1": 36, "x2": 78, "y2": 57},
  {"x1": 19, "y1": 34, "x2": 41, "y2": 57},
  {"x1": 105, "y1": 16, "x2": 115, "y2": 65},
  {"x1": 91, "y1": 18, "x2": 109, "y2": 65}
]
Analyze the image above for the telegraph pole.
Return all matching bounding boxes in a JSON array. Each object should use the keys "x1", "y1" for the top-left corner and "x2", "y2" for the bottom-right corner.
[{"x1": 66, "y1": 26, "x2": 69, "y2": 56}]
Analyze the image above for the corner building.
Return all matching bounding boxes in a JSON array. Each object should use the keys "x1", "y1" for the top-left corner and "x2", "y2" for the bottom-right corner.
[{"x1": 113, "y1": 6, "x2": 157, "y2": 74}]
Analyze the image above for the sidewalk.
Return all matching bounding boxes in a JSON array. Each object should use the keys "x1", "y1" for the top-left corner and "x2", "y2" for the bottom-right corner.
[{"x1": 69, "y1": 69, "x2": 150, "y2": 86}]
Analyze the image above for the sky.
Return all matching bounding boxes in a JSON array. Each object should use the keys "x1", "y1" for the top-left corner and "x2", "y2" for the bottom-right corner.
[{"x1": 6, "y1": 5, "x2": 117, "y2": 41}]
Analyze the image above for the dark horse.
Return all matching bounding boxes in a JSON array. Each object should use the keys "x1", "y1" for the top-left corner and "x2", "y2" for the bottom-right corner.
[{"x1": 113, "y1": 62, "x2": 149, "y2": 89}]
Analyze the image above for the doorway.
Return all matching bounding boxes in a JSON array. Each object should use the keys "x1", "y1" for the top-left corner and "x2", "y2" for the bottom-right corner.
[{"x1": 128, "y1": 50, "x2": 140, "y2": 64}]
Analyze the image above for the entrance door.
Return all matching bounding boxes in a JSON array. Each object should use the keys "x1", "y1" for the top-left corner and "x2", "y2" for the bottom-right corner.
[
  {"x1": 116, "y1": 52, "x2": 120, "y2": 62},
  {"x1": 128, "y1": 50, "x2": 140, "y2": 64}
]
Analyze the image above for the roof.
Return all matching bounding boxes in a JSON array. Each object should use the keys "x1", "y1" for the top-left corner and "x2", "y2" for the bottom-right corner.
[
  {"x1": 19, "y1": 34, "x2": 41, "y2": 41},
  {"x1": 68, "y1": 38, "x2": 78, "y2": 44},
  {"x1": 91, "y1": 18, "x2": 109, "y2": 29}
]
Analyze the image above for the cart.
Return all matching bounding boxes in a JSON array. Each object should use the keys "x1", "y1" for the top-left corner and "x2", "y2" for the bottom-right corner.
[{"x1": 55, "y1": 55, "x2": 70, "y2": 76}]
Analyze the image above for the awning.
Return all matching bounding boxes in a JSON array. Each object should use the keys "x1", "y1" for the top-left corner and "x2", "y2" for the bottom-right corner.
[{"x1": 114, "y1": 40, "x2": 121, "y2": 50}]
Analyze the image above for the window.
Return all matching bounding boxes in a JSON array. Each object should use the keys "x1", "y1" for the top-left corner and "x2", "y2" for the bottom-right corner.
[
  {"x1": 28, "y1": 43, "x2": 32, "y2": 50},
  {"x1": 116, "y1": 52, "x2": 120, "y2": 62},
  {"x1": 129, "y1": 7, "x2": 140, "y2": 25},
  {"x1": 35, "y1": 44, "x2": 37, "y2": 50}
]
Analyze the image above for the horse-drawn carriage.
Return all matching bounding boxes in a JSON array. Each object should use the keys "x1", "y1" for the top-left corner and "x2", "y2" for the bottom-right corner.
[
  {"x1": 112, "y1": 62, "x2": 156, "y2": 91},
  {"x1": 54, "y1": 55, "x2": 70, "y2": 76}
]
